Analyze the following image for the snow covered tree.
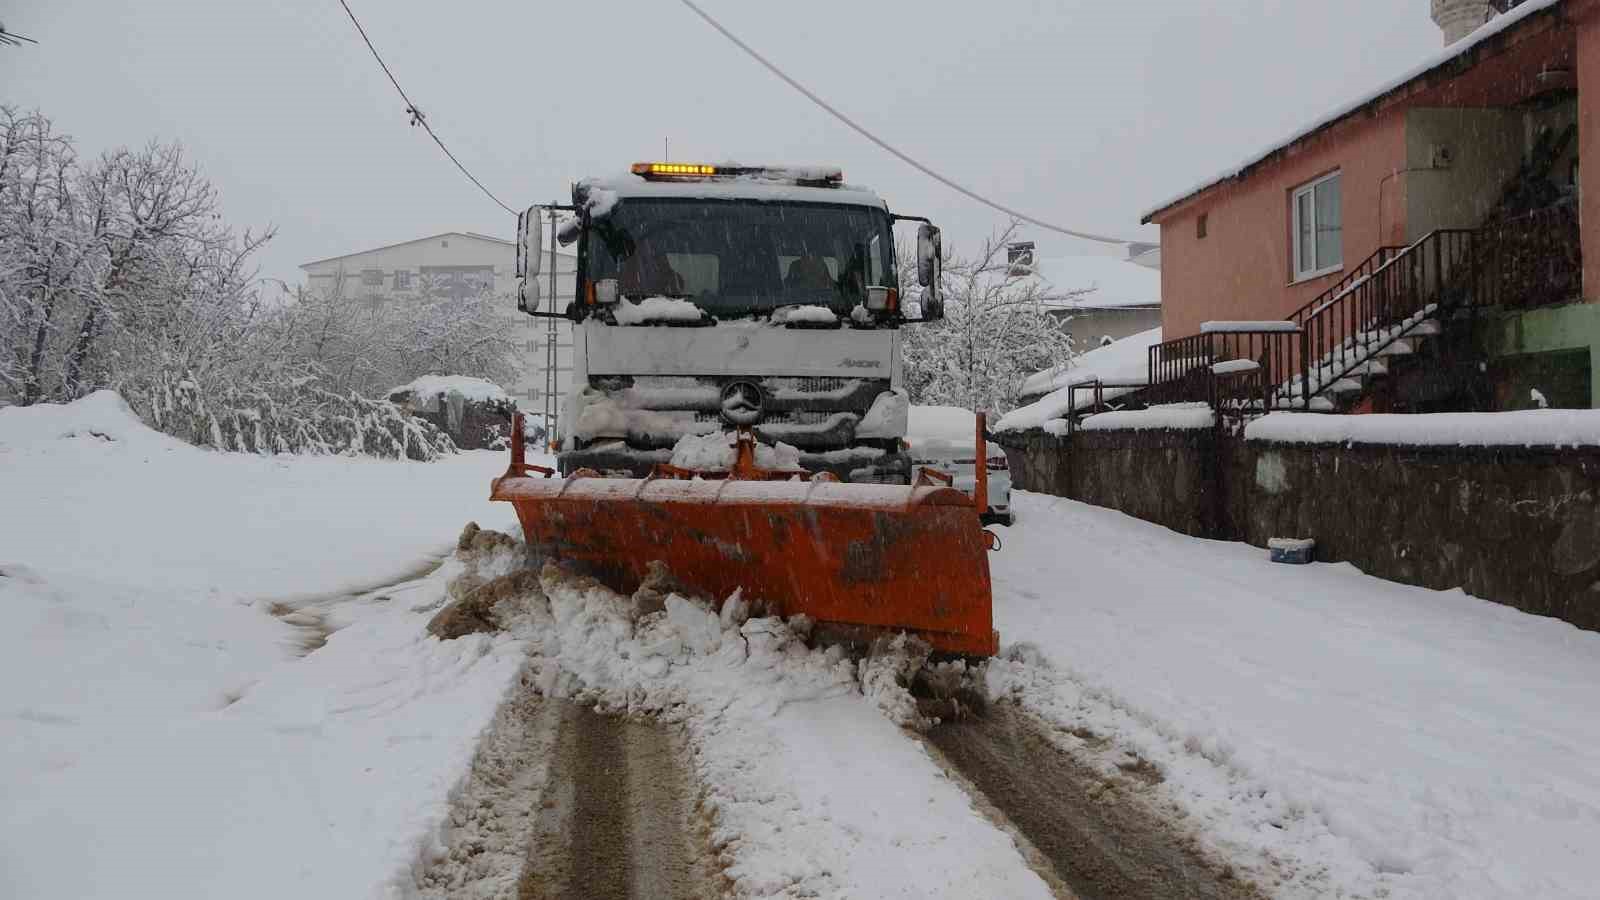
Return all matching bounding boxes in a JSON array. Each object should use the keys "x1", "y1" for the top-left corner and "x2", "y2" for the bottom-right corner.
[
  {"x1": 901, "y1": 221, "x2": 1082, "y2": 413},
  {"x1": 0, "y1": 107, "x2": 469, "y2": 458}
]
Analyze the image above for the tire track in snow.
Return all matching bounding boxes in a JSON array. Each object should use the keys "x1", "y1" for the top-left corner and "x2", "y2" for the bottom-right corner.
[
  {"x1": 923, "y1": 705, "x2": 1266, "y2": 900},
  {"x1": 415, "y1": 679, "x2": 717, "y2": 899},
  {"x1": 517, "y1": 702, "x2": 716, "y2": 900}
]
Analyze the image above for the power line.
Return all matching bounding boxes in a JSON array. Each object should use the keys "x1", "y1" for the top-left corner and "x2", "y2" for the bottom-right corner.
[
  {"x1": 336, "y1": 0, "x2": 515, "y2": 215},
  {"x1": 676, "y1": 0, "x2": 1137, "y2": 247},
  {"x1": 1, "y1": 22, "x2": 40, "y2": 46}
]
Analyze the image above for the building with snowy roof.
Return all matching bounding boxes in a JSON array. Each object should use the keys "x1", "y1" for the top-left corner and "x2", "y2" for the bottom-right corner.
[
  {"x1": 299, "y1": 231, "x2": 576, "y2": 418},
  {"x1": 1140, "y1": 0, "x2": 1600, "y2": 413},
  {"x1": 1016, "y1": 253, "x2": 1163, "y2": 347}
]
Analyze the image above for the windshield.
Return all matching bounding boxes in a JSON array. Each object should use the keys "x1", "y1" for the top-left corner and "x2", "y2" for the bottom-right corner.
[{"x1": 583, "y1": 198, "x2": 896, "y2": 318}]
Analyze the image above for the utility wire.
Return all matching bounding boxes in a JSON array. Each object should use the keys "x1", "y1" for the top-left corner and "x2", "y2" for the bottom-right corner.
[
  {"x1": 0, "y1": 22, "x2": 40, "y2": 46},
  {"x1": 336, "y1": 0, "x2": 515, "y2": 215},
  {"x1": 677, "y1": 0, "x2": 1137, "y2": 247}
]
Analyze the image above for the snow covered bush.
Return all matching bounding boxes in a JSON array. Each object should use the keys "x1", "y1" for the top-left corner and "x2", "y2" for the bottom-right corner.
[
  {"x1": 132, "y1": 369, "x2": 456, "y2": 460},
  {"x1": 1, "y1": 107, "x2": 508, "y2": 458},
  {"x1": 901, "y1": 221, "x2": 1080, "y2": 413}
]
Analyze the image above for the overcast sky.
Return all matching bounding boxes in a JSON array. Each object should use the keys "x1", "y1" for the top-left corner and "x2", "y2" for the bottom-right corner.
[{"x1": 4, "y1": 0, "x2": 1441, "y2": 286}]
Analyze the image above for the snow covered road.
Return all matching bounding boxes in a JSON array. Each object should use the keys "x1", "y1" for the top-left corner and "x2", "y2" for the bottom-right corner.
[{"x1": 8, "y1": 393, "x2": 1600, "y2": 899}]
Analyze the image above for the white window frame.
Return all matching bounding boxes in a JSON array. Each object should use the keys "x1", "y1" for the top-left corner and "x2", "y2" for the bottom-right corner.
[{"x1": 1291, "y1": 171, "x2": 1342, "y2": 282}]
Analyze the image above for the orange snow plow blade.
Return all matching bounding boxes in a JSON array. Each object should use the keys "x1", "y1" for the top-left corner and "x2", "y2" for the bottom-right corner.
[{"x1": 491, "y1": 424, "x2": 998, "y2": 657}]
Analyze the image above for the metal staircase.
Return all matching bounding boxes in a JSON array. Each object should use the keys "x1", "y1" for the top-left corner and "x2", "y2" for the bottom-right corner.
[{"x1": 1143, "y1": 206, "x2": 1580, "y2": 420}]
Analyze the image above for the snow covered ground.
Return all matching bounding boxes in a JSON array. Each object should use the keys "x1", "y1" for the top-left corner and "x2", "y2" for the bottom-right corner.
[
  {"x1": 0, "y1": 393, "x2": 532, "y2": 898},
  {"x1": 9, "y1": 392, "x2": 1600, "y2": 898},
  {"x1": 991, "y1": 491, "x2": 1600, "y2": 899}
]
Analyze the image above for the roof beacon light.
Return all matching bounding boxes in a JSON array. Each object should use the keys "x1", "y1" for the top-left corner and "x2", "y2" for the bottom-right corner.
[
  {"x1": 631, "y1": 162, "x2": 843, "y2": 187},
  {"x1": 633, "y1": 162, "x2": 719, "y2": 177}
]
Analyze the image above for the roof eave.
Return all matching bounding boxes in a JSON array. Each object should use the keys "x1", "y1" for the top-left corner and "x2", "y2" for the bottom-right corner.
[{"x1": 1139, "y1": 0, "x2": 1566, "y2": 226}]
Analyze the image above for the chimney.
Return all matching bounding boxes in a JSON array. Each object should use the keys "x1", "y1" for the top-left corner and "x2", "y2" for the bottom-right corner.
[
  {"x1": 1006, "y1": 241, "x2": 1036, "y2": 275},
  {"x1": 1431, "y1": 0, "x2": 1495, "y2": 45}
]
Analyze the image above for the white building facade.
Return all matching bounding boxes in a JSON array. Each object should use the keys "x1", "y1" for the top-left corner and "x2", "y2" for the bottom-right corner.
[{"x1": 298, "y1": 231, "x2": 576, "y2": 424}]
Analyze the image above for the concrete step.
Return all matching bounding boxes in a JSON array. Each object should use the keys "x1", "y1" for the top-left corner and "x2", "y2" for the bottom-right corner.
[
  {"x1": 1328, "y1": 378, "x2": 1365, "y2": 395},
  {"x1": 1346, "y1": 360, "x2": 1389, "y2": 377},
  {"x1": 1406, "y1": 319, "x2": 1442, "y2": 337},
  {"x1": 1375, "y1": 340, "x2": 1414, "y2": 357}
]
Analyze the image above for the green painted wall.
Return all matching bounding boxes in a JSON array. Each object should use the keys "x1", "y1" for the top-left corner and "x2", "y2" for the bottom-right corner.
[{"x1": 1480, "y1": 302, "x2": 1600, "y2": 408}]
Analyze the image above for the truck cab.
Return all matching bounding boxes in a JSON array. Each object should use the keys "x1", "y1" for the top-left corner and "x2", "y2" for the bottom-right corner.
[{"x1": 516, "y1": 163, "x2": 944, "y2": 483}]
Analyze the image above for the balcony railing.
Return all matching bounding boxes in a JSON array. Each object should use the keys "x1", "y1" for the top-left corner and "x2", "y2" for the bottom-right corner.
[{"x1": 1143, "y1": 204, "x2": 1581, "y2": 417}]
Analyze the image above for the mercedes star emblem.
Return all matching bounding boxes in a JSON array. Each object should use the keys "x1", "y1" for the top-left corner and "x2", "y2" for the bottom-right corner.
[{"x1": 720, "y1": 381, "x2": 765, "y2": 426}]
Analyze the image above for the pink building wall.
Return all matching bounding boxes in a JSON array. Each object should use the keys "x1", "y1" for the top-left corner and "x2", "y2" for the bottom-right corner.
[
  {"x1": 1154, "y1": 117, "x2": 1408, "y2": 341},
  {"x1": 1152, "y1": 2, "x2": 1599, "y2": 343}
]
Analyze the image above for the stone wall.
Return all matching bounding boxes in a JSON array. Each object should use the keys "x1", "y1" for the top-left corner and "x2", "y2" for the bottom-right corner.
[
  {"x1": 1238, "y1": 441, "x2": 1600, "y2": 629},
  {"x1": 1070, "y1": 428, "x2": 1222, "y2": 539},
  {"x1": 1002, "y1": 425, "x2": 1600, "y2": 631},
  {"x1": 998, "y1": 426, "x2": 1222, "y2": 538}
]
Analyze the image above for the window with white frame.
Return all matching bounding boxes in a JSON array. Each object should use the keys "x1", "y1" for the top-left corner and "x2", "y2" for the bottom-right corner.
[
  {"x1": 1291, "y1": 172, "x2": 1342, "y2": 281},
  {"x1": 395, "y1": 270, "x2": 413, "y2": 291},
  {"x1": 361, "y1": 268, "x2": 384, "y2": 287}
]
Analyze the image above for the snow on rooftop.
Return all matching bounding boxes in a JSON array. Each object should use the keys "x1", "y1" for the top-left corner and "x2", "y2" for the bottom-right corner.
[
  {"x1": 580, "y1": 171, "x2": 887, "y2": 209},
  {"x1": 389, "y1": 374, "x2": 511, "y2": 404},
  {"x1": 995, "y1": 327, "x2": 1163, "y2": 434},
  {"x1": 1140, "y1": 0, "x2": 1561, "y2": 222},
  {"x1": 1025, "y1": 256, "x2": 1162, "y2": 309}
]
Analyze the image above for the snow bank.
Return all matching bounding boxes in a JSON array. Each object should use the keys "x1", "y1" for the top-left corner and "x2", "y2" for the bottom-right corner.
[
  {"x1": 521, "y1": 566, "x2": 1054, "y2": 898},
  {"x1": 391, "y1": 375, "x2": 511, "y2": 406},
  {"x1": 1078, "y1": 402, "x2": 1214, "y2": 432},
  {"x1": 0, "y1": 392, "x2": 515, "y2": 598},
  {"x1": 990, "y1": 490, "x2": 1600, "y2": 899},
  {"x1": 668, "y1": 431, "x2": 802, "y2": 471},
  {"x1": 0, "y1": 393, "x2": 551, "y2": 898},
  {"x1": 997, "y1": 327, "x2": 1162, "y2": 433},
  {"x1": 612, "y1": 296, "x2": 705, "y2": 325},
  {"x1": 1247, "y1": 409, "x2": 1600, "y2": 448}
]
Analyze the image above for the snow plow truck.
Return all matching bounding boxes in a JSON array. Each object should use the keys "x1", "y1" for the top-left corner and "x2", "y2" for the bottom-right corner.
[{"x1": 492, "y1": 162, "x2": 998, "y2": 657}]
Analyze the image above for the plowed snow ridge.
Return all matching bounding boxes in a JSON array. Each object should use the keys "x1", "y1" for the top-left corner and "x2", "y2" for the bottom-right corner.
[{"x1": 496, "y1": 560, "x2": 1059, "y2": 898}]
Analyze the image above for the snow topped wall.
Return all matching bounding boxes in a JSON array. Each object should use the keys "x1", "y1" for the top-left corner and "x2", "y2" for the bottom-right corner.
[
  {"x1": 1079, "y1": 403, "x2": 1215, "y2": 432},
  {"x1": 1247, "y1": 409, "x2": 1600, "y2": 448}
]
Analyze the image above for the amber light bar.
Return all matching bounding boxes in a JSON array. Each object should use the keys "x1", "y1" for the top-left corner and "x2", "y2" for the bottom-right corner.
[
  {"x1": 630, "y1": 162, "x2": 844, "y2": 186},
  {"x1": 632, "y1": 162, "x2": 718, "y2": 176}
]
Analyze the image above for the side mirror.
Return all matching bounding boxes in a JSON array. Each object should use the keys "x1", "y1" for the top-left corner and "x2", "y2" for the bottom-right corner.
[
  {"x1": 917, "y1": 223, "x2": 943, "y2": 321},
  {"x1": 523, "y1": 205, "x2": 544, "y2": 279},
  {"x1": 916, "y1": 223, "x2": 941, "y2": 287},
  {"x1": 515, "y1": 210, "x2": 527, "y2": 279},
  {"x1": 517, "y1": 278, "x2": 540, "y2": 315}
]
